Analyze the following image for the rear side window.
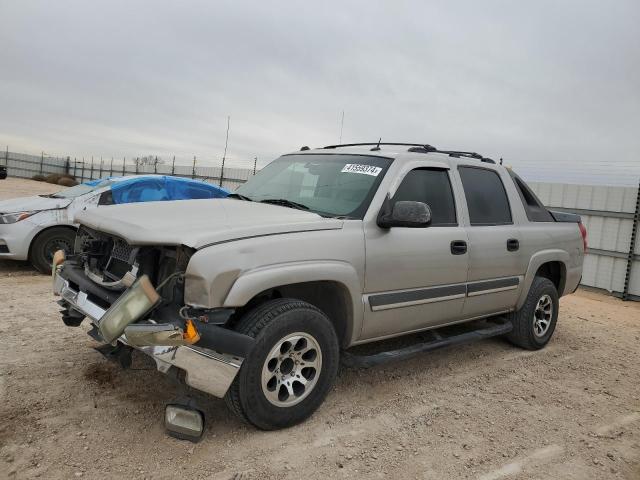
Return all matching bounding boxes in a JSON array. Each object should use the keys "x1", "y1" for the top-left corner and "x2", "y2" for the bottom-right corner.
[
  {"x1": 458, "y1": 167, "x2": 512, "y2": 226},
  {"x1": 509, "y1": 172, "x2": 554, "y2": 222},
  {"x1": 392, "y1": 168, "x2": 457, "y2": 226}
]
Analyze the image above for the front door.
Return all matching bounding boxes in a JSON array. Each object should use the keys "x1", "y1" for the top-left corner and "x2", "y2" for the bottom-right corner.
[{"x1": 361, "y1": 167, "x2": 469, "y2": 340}]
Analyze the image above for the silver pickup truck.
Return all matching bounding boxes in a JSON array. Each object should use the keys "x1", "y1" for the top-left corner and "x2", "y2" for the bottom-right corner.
[{"x1": 53, "y1": 143, "x2": 586, "y2": 431}]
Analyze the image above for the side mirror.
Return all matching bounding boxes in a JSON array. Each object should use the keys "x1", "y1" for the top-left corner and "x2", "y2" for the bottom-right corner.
[{"x1": 377, "y1": 196, "x2": 432, "y2": 228}]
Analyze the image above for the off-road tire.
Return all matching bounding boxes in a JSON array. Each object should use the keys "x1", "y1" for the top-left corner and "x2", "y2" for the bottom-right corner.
[
  {"x1": 506, "y1": 276, "x2": 559, "y2": 350},
  {"x1": 224, "y1": 298, "x2": 339, "y2": 430},
  {"x1": 30, "y1": 227, "x2": 76, "y2": 274}
]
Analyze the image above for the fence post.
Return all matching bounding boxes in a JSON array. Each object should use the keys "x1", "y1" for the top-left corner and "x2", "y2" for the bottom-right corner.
[
  {"x1": 122, "y1": 157, "x2": 126, "y2": 176},
  {"x1": 172, "y1": 156, "x2": 175, "y2": 175},
  {"x1": 90, "y1": 157, "x2": 94, "y2": 180},
  {"x1": 65, "y1": 156, "x2": 70, "y2": 175},
  {"x1": 99, "y1": 156, "x2": 103, "y2": 178},
  {"x1": 253, "y1": 156, "x2": 257, "y2": 175},
  {"x1": 622, "y1": 180, "x2": 640, "y2": 300},
  {"x1": 109, "y1": 157, "x2": 113, "y2": 177},
  {"x1": 4, "y1": 145, "x2": 8, "y2": 168},
  {"x1": 135, "y1": 158, "x2": 139, "y2": 175},
  {"x1": 154, "y1": 156, "x2": 158, "y2": 174},
  {"x1": 81, "y1": 158, "x2": 85, "y2": 182},
  {"x1": 73, "y1": 158, "x2": 77, "y2": 178},
  {"x1": 192, "y1": 156, "x2": 196, "y2": 179},
  {"x1": 40, "y1": 152, "x2": 44, "y2": 174}
]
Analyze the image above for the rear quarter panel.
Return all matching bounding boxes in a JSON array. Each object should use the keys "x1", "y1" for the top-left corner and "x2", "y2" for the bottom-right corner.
[{"x1": 516, "y1": 221, "x2": 584, "y2": 309}]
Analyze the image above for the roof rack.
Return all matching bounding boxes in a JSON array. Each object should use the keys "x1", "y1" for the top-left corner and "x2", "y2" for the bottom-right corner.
[
  {"x1": 321, "y1": 142, "x2": 496, "y2": 164},
  {"x1": 323, "y1": 142, "x2": 435, "y2": 150}
]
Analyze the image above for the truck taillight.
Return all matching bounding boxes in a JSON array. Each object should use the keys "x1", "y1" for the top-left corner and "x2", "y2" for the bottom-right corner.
[{"x1": 578, "y1": 222, "x2": 587, "y2": 252}]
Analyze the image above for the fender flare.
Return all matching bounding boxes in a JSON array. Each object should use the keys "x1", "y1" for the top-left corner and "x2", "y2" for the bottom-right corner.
[
  {"x1": 516, "y1": 249, "x2": 569, "y2": 310},
  {"x1": 223, "y1": 260, "x2": 363, "y2": 345}
]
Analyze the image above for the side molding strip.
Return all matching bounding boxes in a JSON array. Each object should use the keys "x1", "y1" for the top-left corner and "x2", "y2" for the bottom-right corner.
[
  {"x1": 367, "y1": 276, "x2": 520, "y2": 311},
  {"x1": 369, "y1": 284, "x2": 467, "y2": 311},
  {"x1": 467, "y1": 277, "x2": 520, "y2": 296}
]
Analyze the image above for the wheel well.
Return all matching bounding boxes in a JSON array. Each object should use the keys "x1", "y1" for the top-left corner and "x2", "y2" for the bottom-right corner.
[
  {"x1": 535, "y1": 261, "x2": 566, "y2": 294},
  {"x1": 28, "y1": 225, "x2": 77, "y2": 260},
  {"x1": 236, "y1": 281, "x2": 353, "y2": 348}
]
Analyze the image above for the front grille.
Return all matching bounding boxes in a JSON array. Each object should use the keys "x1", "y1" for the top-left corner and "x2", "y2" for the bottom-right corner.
[{"x1": 111, "y1": 239, "x2": 135, "y2": 262}]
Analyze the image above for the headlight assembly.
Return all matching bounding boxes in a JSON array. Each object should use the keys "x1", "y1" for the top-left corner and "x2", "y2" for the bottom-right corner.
[{"x1": 0, "y1": 211, "x2": 36, "y2": 224}]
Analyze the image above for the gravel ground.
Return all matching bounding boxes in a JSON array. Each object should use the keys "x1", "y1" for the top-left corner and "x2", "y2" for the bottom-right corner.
[{"x1": 1, "y1": 178, "x2": 639, "y2": 479}]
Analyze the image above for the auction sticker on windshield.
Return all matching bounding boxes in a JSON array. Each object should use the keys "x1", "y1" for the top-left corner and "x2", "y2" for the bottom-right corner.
[{"x1": 341, "y1": 164, "x2": 382, "y2": 176}]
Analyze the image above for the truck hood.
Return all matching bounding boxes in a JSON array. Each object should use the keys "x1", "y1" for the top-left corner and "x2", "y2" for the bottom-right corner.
[
  {"x1": 0, "y1": 195, "x2": 71, "y2": 214},
  {"x1": 75, "y1": 199, "x2": 344, "y2": 249}
]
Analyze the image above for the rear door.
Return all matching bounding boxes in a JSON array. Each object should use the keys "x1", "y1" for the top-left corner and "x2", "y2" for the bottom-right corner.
[
  {"x1": 362, "y1": 165, "x2": 469, "y2": 340},
  {"x1": 456, "y1": 165, "x2": 527, "y2": 317}
]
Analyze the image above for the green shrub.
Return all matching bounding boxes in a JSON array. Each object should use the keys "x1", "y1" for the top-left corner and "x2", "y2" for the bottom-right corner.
[{"x1": 57, "y1": 177, "x2": 79, "y2": 187}]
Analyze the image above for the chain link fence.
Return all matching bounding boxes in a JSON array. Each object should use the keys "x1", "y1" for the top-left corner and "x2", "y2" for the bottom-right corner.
[{"x1": 0, "y1": 149, "x2": 257, "y2": 191}]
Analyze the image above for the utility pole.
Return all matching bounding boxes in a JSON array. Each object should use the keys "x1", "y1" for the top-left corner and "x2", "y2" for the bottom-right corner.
[{"x1": 220, "y1": 115, "x2": 230, "y2": 187}]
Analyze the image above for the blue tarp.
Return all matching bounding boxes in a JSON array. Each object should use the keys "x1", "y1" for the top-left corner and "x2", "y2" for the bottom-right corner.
[{"x1": 109, "y1": 176, "x2": 229, "y2": 204}]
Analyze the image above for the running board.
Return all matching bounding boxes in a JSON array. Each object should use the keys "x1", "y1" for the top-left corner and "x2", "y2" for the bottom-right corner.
[{"x1": 341, "y1": 321, "x2": 512, "y2": 368}]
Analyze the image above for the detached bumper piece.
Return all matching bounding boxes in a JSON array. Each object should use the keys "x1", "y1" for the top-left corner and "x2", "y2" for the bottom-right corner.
[{"x1": 53, "y1": 263, "x2": 253, "y2": 399}]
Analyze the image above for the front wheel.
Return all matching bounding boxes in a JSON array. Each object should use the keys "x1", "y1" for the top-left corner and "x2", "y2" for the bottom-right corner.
[
  {"x1": 30, "y1": 227, "x2": 76, "y2": 274},
  {"x1": 225, "y1": 298, "x2": 339, "y2": 430},
  {"x1": 506, "y1": 276, "x2": 559, "y2": 350}
]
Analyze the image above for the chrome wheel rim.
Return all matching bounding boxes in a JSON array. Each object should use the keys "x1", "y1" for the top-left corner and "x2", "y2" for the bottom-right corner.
[
  {"x1": 533, "y1": 294, "x2": 553, "y2": 337},
  {"x1": 261, "y1": 332, "x2": 322, "y2": 407}
]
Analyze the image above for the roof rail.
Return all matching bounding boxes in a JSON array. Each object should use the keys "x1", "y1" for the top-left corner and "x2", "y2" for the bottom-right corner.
[
  {"x1": 322, "y1": 142, "x2": 496, "y2": 164},
  {"x1": 323, "y1": 142, "x2": 436, "y2": 150}
]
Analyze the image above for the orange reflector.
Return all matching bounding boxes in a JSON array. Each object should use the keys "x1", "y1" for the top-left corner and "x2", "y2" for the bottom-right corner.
[{"x1": 183, "y1": 318, "x2": 200, "y2": 344}]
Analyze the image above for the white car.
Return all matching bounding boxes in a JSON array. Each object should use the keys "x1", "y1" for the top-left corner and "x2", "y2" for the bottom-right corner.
[{"x1": 0, "y1": 175, "x2": 228, "y2": 273}]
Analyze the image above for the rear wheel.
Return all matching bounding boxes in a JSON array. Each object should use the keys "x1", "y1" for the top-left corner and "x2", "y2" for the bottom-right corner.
[
  {"x1": 225, "y1": 298, "x2": 339, "y2": 430},
  {"x1": 506, "y1": 276, "x2": 559, "y2": 350},
  {"x1": 30, "y1": 227, "x2": 76, "y2": 274}
]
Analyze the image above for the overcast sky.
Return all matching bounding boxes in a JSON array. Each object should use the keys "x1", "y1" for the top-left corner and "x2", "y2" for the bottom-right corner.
[{"x1": 1, "y1": 0, "x2": 639, "y2": 184}]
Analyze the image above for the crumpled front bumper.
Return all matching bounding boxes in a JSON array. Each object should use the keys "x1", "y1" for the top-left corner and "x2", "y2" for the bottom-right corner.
[{"x1": 53, "y1": 271, "x2": 242, "y2": 398}]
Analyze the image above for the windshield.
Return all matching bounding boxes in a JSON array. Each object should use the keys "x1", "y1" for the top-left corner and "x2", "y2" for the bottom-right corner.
[
  {"x1": 235, "y1": 154, "x2": 392, "y2": 218},
  {"x1": 49, "y1": 180, "x2": 113, "y2": 199}
]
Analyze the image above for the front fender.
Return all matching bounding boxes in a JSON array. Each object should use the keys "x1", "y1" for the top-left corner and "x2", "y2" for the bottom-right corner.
[
  {"x1": 223, "y1": 260, "x2": 363, "y2": 344},
  {"x1": 516, "y1": 249, "x2": 569, "y2": 310}
]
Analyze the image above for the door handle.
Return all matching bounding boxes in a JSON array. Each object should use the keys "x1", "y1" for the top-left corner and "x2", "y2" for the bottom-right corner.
[
  {"x1": 507, "y1": 238, "x2": 519, "y2": 252},
  {"x1": 450, "y1": 240, "x2": 467, "y2": 255}
]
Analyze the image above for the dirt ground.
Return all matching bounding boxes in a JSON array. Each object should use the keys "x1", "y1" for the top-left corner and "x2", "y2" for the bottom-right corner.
[{"x1": 1, "y1": 178, "x2": 639, "y2": 479}]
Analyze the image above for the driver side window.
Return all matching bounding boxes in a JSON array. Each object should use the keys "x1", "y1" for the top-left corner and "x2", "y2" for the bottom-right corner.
[{"x1": 392, "y1": 168, "x2": 457, "y2": 226}]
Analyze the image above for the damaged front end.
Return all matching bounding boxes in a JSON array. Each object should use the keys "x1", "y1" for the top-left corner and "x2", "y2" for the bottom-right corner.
[{"x1": 53, "y1": 226, "x2": 253, "y2": 398}]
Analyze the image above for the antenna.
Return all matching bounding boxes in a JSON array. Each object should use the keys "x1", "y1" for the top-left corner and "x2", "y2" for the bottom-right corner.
[
  {"x1": 370, "y1": 138, "x2": 382, "y2": 151},
  {"x1": 220, "y1": 115, "x2": 230, "y2": 187},
  {"x1": 338, "y1": 110, "x2": 345, "y2": 144}
]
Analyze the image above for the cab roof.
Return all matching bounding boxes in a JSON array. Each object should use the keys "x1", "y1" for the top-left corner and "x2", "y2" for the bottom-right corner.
[{"x1": 293, "y1": 142, "x2": 499, "y2": 166}]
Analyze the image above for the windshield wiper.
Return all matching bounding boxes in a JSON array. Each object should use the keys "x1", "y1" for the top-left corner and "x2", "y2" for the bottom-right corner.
[
  {"x1": 260, "y1": 198, "x2": 310, "y2": 211},
  {"x1": 227, "y1": 193, "x2": 253, "y2": 201}
]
